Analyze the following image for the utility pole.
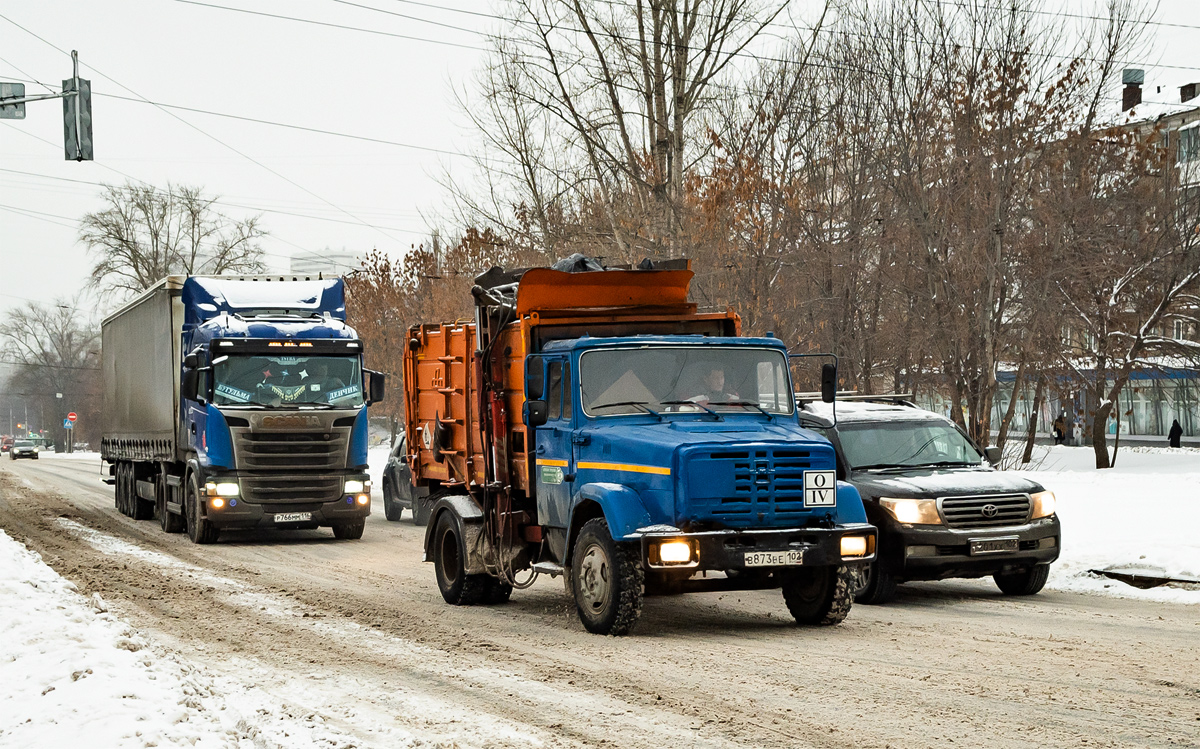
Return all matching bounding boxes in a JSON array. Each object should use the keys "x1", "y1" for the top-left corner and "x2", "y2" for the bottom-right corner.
[{"x1": 0, "y1": 50, "x2": 93, "y2": 161}]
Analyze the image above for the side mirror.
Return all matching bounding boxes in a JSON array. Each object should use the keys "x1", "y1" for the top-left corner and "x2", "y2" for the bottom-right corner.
[
  {"x1": 182, "y1": 369, "x2": 201, "y2": 402},
  {"x1": 524, "y1": 399, "x2": 549, "y2": 427},
  {"x1": 365, "y1": 369, "x2": 386, "y2": 405},
  {"x1": 984, "y1": 446, "x2": 1002, "y2": 465},
  {"x1": 525, "y1": 355, "x2": 545, "y2": 399},
  {"x1": 184, "y1": 352, "x2": 199, "y2": 369},
  {"x1": 820, "y1": 363, "x2": 837, "y2": 403}
]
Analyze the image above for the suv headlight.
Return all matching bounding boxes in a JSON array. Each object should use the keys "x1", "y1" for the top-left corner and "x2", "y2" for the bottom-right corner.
[
  {"x1": 1030, "y1": 490, "x2": 1056, "y2": 519},
  {"x1": 879, "y1": 497, "x2": 942, "y2": 525}
]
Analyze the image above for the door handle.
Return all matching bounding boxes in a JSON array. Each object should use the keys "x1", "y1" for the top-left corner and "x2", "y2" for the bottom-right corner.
[
  {"x1": 536, "y1": 445, "x2": 546, "y2": 455},
  {"x1": 190, "y1": 423, "x2": 196, "y2": 434}
]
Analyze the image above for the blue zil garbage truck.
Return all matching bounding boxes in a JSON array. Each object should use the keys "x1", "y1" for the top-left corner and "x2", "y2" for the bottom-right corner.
[
  {"x1": 402, "y1": 259, "x2": 876, "y2": 634},
  {"x1": 101, "y1": 275, "x2": 385, "y2": 544}
]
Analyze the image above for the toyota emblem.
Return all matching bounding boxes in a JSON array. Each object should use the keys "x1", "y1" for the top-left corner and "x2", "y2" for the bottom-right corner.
[{"x1": 981, "y1": 504, "x2": 999, "y2": 518}]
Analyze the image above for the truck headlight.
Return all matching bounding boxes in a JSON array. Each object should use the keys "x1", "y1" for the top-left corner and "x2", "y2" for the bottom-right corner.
[
  {"x1": 344, "y1": 479, "x2": 367, "y2": 494},
  {"x1": 206, "y1": 482, "x2": 239, "y2": 497},
  {"x1": 1031, "y1": 490, "x2": 1056, "y2": 519},
  {"x1": 879, "y1": 497, "x2": 942, "y2": 525},
  {"x1": 840, "y1": 535, "x2": 869, "y2": 557},
  {"x1": 658, "y1": 540, "x2": 693, "y2": 564}
]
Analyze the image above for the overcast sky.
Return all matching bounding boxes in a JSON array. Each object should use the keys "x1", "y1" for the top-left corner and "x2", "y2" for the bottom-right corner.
[{"x1": 1, "y1": 0, "x2": 1197, "y2": 320}]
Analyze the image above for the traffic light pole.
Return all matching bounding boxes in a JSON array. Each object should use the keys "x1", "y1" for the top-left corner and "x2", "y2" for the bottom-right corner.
[{"x1": 0, "y1": 50, "x2": 91, "y2": 160}]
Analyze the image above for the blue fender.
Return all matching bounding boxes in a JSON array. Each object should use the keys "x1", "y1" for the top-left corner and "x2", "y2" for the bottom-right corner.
[
  {"x1": 573, "y1": 482, "x2": 652, "y2": 540},
  {"x1": 349, "y1": 406, "x2": 369, "y2": 469},
  {"x1": 203, "y1": 404, "x2": 235, "y2": 470},
  {"x1": 835, "y1": 480, "x2": 868, "y2": 524}
]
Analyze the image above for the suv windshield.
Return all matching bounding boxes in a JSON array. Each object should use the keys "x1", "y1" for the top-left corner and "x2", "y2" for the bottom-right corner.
[
  {"x1": 579, "y1": 346, "x2": 793, "y2": 416},
  {"x1": 838, "y1": 420, "x2": 981, "y2": 469},
  {"x1": 212, "y1": 354, "x2": 364, "y2": 408}
]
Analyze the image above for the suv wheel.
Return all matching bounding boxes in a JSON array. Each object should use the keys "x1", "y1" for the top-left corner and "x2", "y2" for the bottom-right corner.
[
  {"x1": 853, "y1": 561, "x2": 899, "y2": 605},
  {"x1": 994, "y1": 565, "x2": 1050, "y2": 595},
  {"x1": 382, "y1": 480, "x2": 402, "y2": 522}
]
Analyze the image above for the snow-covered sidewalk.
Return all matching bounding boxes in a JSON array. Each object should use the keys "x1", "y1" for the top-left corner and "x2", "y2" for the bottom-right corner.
[
  {"x1": 0, "y1": 530, "x2": 246, "y2": 748},
  {"x1": 1014, "y1": 445, "x2": 1200, "y2": 605}
]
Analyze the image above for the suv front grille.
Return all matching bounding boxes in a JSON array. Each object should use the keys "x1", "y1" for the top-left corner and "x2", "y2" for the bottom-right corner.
[
  {"x1": 940, "y1": 494, "x2": 1030, "y2": 529},
  {"x1": 232, "y1": 430, "x2": 348, "y2": 471}
]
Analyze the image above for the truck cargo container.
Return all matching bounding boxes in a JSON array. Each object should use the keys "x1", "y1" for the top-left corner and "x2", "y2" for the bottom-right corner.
[
  {"x1": 403, "y1": 259, "x2": 875, "y2": 634},
  {"x1": 101, "y1": 275, "x2": 385, "y2": 543}
]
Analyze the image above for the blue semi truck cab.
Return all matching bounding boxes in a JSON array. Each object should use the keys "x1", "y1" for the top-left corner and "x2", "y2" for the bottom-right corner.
[
  {"x1": 405, "y1": 261, "x2": 876, "y2": 635},
  {"x1": 101, "y1": 275, "x2": 385, "y2": 544}
]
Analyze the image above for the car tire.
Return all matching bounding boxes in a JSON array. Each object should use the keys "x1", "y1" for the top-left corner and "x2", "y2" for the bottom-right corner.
[
  {"x1": 853, "y1": 561, "x2": 899, "y2": 605},
  {"x1": 184, "y1": 474, "x2": 220, "y2": 544},
  {"x1": 570, "y1": 518, "x2": 644, "y2": 636},
  {"x1": 332, "y1": 520, "x2": 366, "y2": 540},
  {"x1": 781, "y1": 565, "x2": 854, "y2": 625},
  {"x1": 382, "y1": 481, "x2": 402, "y2": 522},
  {"x1": 432, "y1": 511, "x2": 488, "y2": 605},
  {"x1": 994, "y1": 564, "x2": 1050, "y2": 595}
]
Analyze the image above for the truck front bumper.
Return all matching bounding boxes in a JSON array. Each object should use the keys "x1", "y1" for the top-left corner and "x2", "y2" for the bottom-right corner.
[
  {"x1": 198, "y1": 472, "x2": 371, "y2": 529},
  {"x1": 636, "y1": 523, "x2": 877, "y2": 572}
]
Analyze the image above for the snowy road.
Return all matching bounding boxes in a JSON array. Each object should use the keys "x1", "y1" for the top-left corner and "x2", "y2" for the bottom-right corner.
[{"x1": 2, "y1": 455, "x2": 1199, "y2": 748}]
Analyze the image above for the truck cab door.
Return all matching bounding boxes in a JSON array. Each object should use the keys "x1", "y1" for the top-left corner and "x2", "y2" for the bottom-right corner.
[{"x1": 534, "y1": 358, "x2": 574, "y2": 531}]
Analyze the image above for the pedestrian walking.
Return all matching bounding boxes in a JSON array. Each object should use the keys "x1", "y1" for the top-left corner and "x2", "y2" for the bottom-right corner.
[
  {"x1": 1052, "y1": 413, "x2": 1066, "y2": 445},
  {"x1": 1169, "y1": 418, "x2": 1184, "y2": 448}
]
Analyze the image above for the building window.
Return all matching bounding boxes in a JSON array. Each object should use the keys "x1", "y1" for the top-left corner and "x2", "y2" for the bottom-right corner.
[
  {"x1": 1175, "y1": 319, "x2": 1187, "y2": 341},
  {"x1": 1180, "y1": 126, "x2": 1200, "y2": 163}
]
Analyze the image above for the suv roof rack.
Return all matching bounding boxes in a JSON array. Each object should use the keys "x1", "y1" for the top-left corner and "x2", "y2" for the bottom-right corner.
[{"x1": 795, "y1": 392, "x2": 917, "y2": 406}]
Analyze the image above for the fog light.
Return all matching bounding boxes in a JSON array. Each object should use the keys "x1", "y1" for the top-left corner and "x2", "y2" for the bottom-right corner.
[
  {"x1": 840, "y1": 535, "x2": 868, "y2": 557},
  {"x1": 210, "y1": 497, "x2": 226, "y2": 510},
  {"x1": 355, "y1": 494, "x2": 369, "y2": 506},
  {"x1": 658, "y1": 540, "x2": 692, "y2": 564},
  {"x1": 214, "y1": 482, "x2": 239, "y2": 497},
  {"x1": 344, "y1": 479, "x2": 365, "y2": 493}
]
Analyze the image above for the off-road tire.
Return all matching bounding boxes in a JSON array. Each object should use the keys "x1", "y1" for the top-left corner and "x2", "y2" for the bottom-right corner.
[
  {"x1": 157, "y1": 473, "x2": 185, "y2": 534},
  {"x1": 332, "y1": 520, "x2": 366, "y2": 540},
  {"x1": 853, "y1": 561, "x2": 899, "y2": 605},
  {"x1": 184, "y1": 474, "x2": 220, "y2": 545},
  {"x1": 782, "y1": 565, "x2": 854, "y2": 626},
  {"x1": 994, "y1": 564, "x2": 1050, "y2": 595},
  {"x1": 432, "y1": 512, "x2": 488, "y2": 605},
  {"x1": 571, "y1": 518, "x2": 644, "y2": 636},
  {"x1": 382, "y1": 481, "x2": 403, "y2": 522}
]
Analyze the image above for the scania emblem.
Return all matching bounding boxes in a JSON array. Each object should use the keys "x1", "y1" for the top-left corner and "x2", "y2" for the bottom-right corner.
[
  {"x1": 981, "y1": 504, "x2": 999, "y2": 518},
  {"x1": 261, "y1": 414, "x2": 322, "y2": 429}
]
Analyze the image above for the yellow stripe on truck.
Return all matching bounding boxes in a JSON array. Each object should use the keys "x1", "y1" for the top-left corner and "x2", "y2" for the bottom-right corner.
[
  {"x1": 576, "y1": 461, "x2": 671, "y2": 476},
  {"x1": 535, "y1": 458, "x2": 569, "y2": 467}
]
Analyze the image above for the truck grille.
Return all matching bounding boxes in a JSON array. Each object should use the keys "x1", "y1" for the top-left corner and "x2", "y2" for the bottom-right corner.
[
  {"x1": 686, "y1": 448, "x2": 819, "y2": 526},
  {"x1": 232, "y1": 430, "x2": 349, "y2": 471},
  {"x1": 240, "y1": 474, "x2": 344, "y2": 505},
  {"x1": 939, "y1": 494, "x2": 1030, "y2": 529}
]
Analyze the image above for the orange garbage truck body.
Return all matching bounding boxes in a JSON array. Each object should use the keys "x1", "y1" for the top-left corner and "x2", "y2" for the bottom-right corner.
[{"x1": 402, "y1": 259, "x2": 874, "y2": 635}]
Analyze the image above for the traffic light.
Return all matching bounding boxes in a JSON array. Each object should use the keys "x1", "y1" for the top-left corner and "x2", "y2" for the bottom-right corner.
[{"x1": 63, "y1": 75, "x2": 92, "y2": 161}]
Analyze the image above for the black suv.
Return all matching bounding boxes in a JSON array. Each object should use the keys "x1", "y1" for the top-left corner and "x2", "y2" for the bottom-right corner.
[
  {"x1": 381, "y1": 435, "x2": 430, "y2": 525},
  {"x1": 799, "y1": 398, "x2": 1060, "y2": 603}
]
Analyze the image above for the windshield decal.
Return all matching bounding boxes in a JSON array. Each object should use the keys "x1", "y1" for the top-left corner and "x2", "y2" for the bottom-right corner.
[
  {"x1": 215, "y1": 383, "x2": 252, "y2": 403},
  {"x1": 326, "y1": 384, "x2": 361, "y2": 402}
]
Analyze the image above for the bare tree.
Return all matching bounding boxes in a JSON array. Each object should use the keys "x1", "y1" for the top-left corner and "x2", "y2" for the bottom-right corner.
[{"x1": 80, "y1": 182, "x2": 267, "y2": 299}]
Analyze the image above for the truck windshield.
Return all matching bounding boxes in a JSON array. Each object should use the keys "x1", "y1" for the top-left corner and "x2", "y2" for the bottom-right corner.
[
  {"x1": 579, "y1": 346, "x2": 793, "y2": 416},
  {"x1": 838, "y1": 420, "x2": 982, "y2": 470},
  {"x1": 212, "y1": 354, "x2": 364, "y2": 408}
]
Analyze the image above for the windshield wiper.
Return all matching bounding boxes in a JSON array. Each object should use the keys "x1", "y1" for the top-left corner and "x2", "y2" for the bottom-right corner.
[
  {"x1": 591, "y1": 401, "x2": 663, "y2": 420},
  {"x1": 659, "y1": 400, "x2": 723, "y2": 421},
  {"x1": 711, "y1": 400, "x2": 774, "y2": 420},
  {"x1": 916, "y1": 460, "x2": 978, "y2": 468},
  {"x1": 853, "y1": 462, "x2": 917, "y2": 472}
]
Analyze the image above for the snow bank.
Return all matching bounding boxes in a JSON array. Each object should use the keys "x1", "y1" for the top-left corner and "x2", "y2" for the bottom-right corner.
[
  {"x1": 0, "y1": 530, "x2": 244, "y2": 748},
  {"x1": 1016, "y1": 445, "x2": 1200, "y2": 605}
]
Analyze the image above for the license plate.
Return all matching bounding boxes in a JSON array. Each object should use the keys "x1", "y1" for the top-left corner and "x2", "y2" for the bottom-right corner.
[
  {"x1": 744, "y1": 550, "x2": 804, "y2": 567},
  {"x1": 969, "y1": 537, "x2": 1019, "y2": 555},
  {"x1": 274, "y1": 512, "x2": 312, "y2": 523}
]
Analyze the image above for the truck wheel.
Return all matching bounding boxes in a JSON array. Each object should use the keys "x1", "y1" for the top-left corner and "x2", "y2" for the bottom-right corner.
[
  {"x1": 157, "y1": 474, "x2": 185, "y2": 533},
  {"x1": 382, "y1": 481, "x2": 402, "y2": 522},
  {"x1": 852, "y1": 561, "x2": 898, "y2": 605},
  {"x1": 332, "y1": 521, "x2": 366, "y2": 540},
  {"x1": 782, "y1": 565, "x2": 854, "y2": 626},
  {"x1": 571, "y1": 518, "x2": 644, "y2": 636},
  {"x1": 994, "y1": 564, "x2": 1050, "y2": 595},
  {"x1": 131, "y1": 466, "x2": 155, "y2": 521},
  {"x1": 184, "y1": 475, "x2": 220, "y2": 545},
  {"x1": 432, "y1": 512, "x2": 488, "y2": 605},
  {"x1": 118, "y1": 462, "x2": 135, "y2": 517}
]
